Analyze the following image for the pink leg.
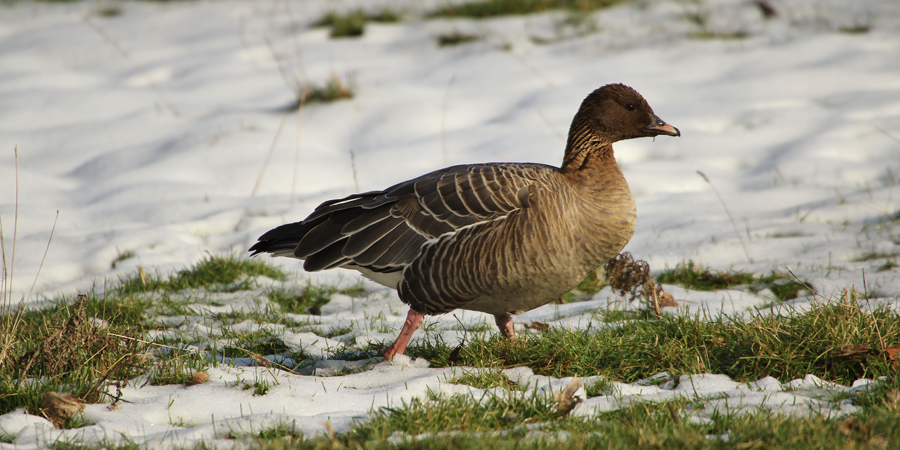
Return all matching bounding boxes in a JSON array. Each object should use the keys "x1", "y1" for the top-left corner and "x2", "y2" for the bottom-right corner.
[
  {"x1": 494, "y1": 314, "x2": 516, "y2": 338},
  {"x1": 381, "y1": 308, "x2": 425, "y2": 361}
]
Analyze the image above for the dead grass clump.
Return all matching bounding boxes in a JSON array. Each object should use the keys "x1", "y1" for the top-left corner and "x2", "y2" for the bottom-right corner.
[
  {"x1": 605, "y1": 252, "x2": 676, "y2": 315},
  {"x1": 7, "y1": 295, "x2": 148, "y2": 422}
]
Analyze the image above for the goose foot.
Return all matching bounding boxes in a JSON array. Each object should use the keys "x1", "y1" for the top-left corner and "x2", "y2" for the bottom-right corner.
[
  {"x1": 494, "y1": 314, "x2": 516, "y2": 339},
  {"x1": 381, "y1": 308, "x2": 425, "y2": 361}
]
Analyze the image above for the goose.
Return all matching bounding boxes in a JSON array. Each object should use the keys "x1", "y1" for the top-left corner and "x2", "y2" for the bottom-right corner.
[{"x1": 249, "y1": 83, "x2": 679, "y2": 360}]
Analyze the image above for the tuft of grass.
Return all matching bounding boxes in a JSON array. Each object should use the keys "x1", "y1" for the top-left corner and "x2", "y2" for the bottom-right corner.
[
  {"x1": 111, "y1": 248, "x2": 134, "y2": 269},
  {"x1": 267, "y1": 280, "x2": 365, "y2": 315},
  {"x1": 656, "y1": 260, "x2": 754, "y2": 291},
  {"x1": 147, "y1": 348, "x2": 212, "y2": 386},
  {"x1": 1, "y1": 295, "x2": 149, "y2": 420},
  {"x1": 449, "y1": 369, "x2": 522, "y2": 390},
  {"x1": 117, "y1": 253, "x2": 285, "y2": 294},
  {"x1": 242, "y1": 379, "x2": 272, "y2": 396},
  {"x1": 430, "y1": 0, "x2": 628, "y2": 18},
  {"x1": 438, "y1": 30, "x2": 481, "y2": 46},
  {"x1": 688, "y1": 30, "x2": 749, "y2": 40},
  {"x1": 417, "y1": 292, "x2": 899, "y2": 386},
  {"x1": 314, "y1": 9, "x2": 401, "y2": 38},
  {"x1": 655, "y1": 261, "x2": 809, "y2": 302},
  {"x1": 283, "y1": 73, "x2": 355, "y2": 111},
  {"x1": 253, "y1": 423, "x2": 302, "y2": 440},
  {"x1": 877, "y1": 260, "x2": 898, "y2": 272},
  {"x1": 839, "y1": 24, "x2": 871, "y2": 34},
  {"x1": 853, "y1": 251, "x2": 897, "y2": 262},
  {"x1": 94, "y1": 3, "x2": 123, "y2": 17},
  {"x1": 756, "y1": 272, "x2": 809, "y2": 301}
]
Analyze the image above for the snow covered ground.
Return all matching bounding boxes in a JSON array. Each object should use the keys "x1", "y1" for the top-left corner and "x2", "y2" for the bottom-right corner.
[{"x1": 1, "y1": 0, "x2": 899, "y2": 447}]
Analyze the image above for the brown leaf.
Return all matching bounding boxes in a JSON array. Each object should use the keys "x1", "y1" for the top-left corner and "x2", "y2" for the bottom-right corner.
[
  {"x1": 525, "y1": 322, "x2": 550, "y2": 331},
  {"x1": 186, "y1": 371, "x2": 210, "y2": 386},
  {"x1": 839, "y1": 417, "x2": 875, "y2": 437},
  {"x1": 553, "y1": 376, "x2": 583, "y2": 417},
  {"x1": 252, "y1": 354, "x2": 273, "y2": 367},
  {"x1": 886, "y1": 389, "x2": 900, "y2": 406},
  {"x1": 834, "y1": 344, "x2": 874, "y2": 360},
  {"x1": 838, "y1": 417, "x2": 857, "y2": 436},
  {"x1": 885, "y1": 346, "x2": 900, "y2": 370},
  {"x1": 40, "y1": 392, "x2": 85, "y2": 428},
  {"x1": 868, "y1": 436, "x2": 888, "y2": 449},
  {"x1": 656, "y1": 287, "x2": 678, "y2": 308}
]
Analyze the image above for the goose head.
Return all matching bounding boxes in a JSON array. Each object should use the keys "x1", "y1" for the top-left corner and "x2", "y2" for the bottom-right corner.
[{"x1": 571, "y1": 83, "x2": 680, "y2": 145}]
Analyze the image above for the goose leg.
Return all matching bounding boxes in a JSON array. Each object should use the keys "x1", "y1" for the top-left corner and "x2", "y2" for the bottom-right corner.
[
  {"x1": 494, "y1": 314, "x2": 516, "y2": 338},
  {"x1": 381, "y1": 308, "x2": 425, "y2": 361}
]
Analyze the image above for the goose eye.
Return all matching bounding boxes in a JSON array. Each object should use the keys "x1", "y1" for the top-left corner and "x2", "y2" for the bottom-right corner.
[{"x1": 626, "y1": 103, "x2": 636, "y2": 111}]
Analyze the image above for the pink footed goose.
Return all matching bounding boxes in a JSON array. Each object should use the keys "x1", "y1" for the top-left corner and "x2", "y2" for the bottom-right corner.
[{"x1": 249, "y1": 83, "x2": 679, "y2": 360}]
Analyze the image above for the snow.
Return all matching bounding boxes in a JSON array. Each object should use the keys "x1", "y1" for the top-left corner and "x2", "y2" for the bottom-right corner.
[{"x1": 1, "y1": 0, "x2": 899, "y2": 447}]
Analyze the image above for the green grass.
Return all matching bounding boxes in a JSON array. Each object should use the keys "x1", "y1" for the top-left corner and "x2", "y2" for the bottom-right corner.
[
  {"x1": 854, "y1": 251, "x2": 898, "y2": 263},
  {"x1": 282, "y1": 73, "x2": 355, "y2": 111},
  {"x1": 240, "y1": 381, "x2": 900, "y2": 449},
  {"x1": 415, "y1": 291, "x2": 898, "y2": 386},
  {"x1": 438, "y1": 30, "x2": 481, "y2": 46},
  {"x1": 839, "y1": 24, "x2": 871, "y2": 34},
  {"x1": 110, "y1": 249, "x2": 134, "y2": 269},
  {"x1": 1, "y1": 295, "x2": 150, "y2": 424},
  {"x1": 429, "y1": 0, "x2": 629, "y2": 18},
  {"x1": 656, "y1": 260, "x2": 809, "y2": 301},
  {"x1": 117, "y1": 253, "x2": 285, "y2": 295},
  {"x1": 266, "y1": 280, "x2": 365, "y2": 315},
  {"x1": 449, "y1": 368, "x2": 522, "y2": 390},
  {"x1": 0, "y1": 254, "x2": 296, "y2": 418},
  {"x1": 4, "y1": 253, "x2": 899, "y2": 448},
  {"x1": 313, "y1": 9, "x2": 401, "y2": 38},
  {"x1": 656, "y1": 261, "x2": 755, "y2": 291}
]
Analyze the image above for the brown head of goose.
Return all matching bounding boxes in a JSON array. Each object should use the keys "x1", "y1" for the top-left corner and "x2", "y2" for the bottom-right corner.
[{"x1": 249, "y1": 83, "x2": 679, "y2": 360}]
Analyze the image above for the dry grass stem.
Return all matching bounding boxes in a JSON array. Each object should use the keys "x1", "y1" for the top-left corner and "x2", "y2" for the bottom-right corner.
[
  {"x1": 504, "y1": 51, "x2": 555, "y2": 87},
  {"x1": 349, "y1": 148, "x2": 361, "y2": 192},
  {"x1": 291, "y1": 91, "x2": 307, "y2": 208},
  {"x1": 441, "y1": 74, "x2": 456, "y2": 166},
  {"x1": 536, "y1": 108, "x2": 565, "y2": 141},
  {"x1": 251, "y1": 113, "x2": 291, "y2": 197},
  {"x1": 697, "y1": 170, "x2": 753, "y2": 263}
]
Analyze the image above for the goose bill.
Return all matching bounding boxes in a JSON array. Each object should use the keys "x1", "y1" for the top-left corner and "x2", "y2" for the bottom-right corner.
[{"x1": 645, "y1": 115, "x2": 680, "y2": 137}]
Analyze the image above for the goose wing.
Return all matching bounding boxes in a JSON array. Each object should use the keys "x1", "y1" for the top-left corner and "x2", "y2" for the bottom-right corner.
[{"x1": 249, "y1": 163, "x2": 551, "y2": 278}]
